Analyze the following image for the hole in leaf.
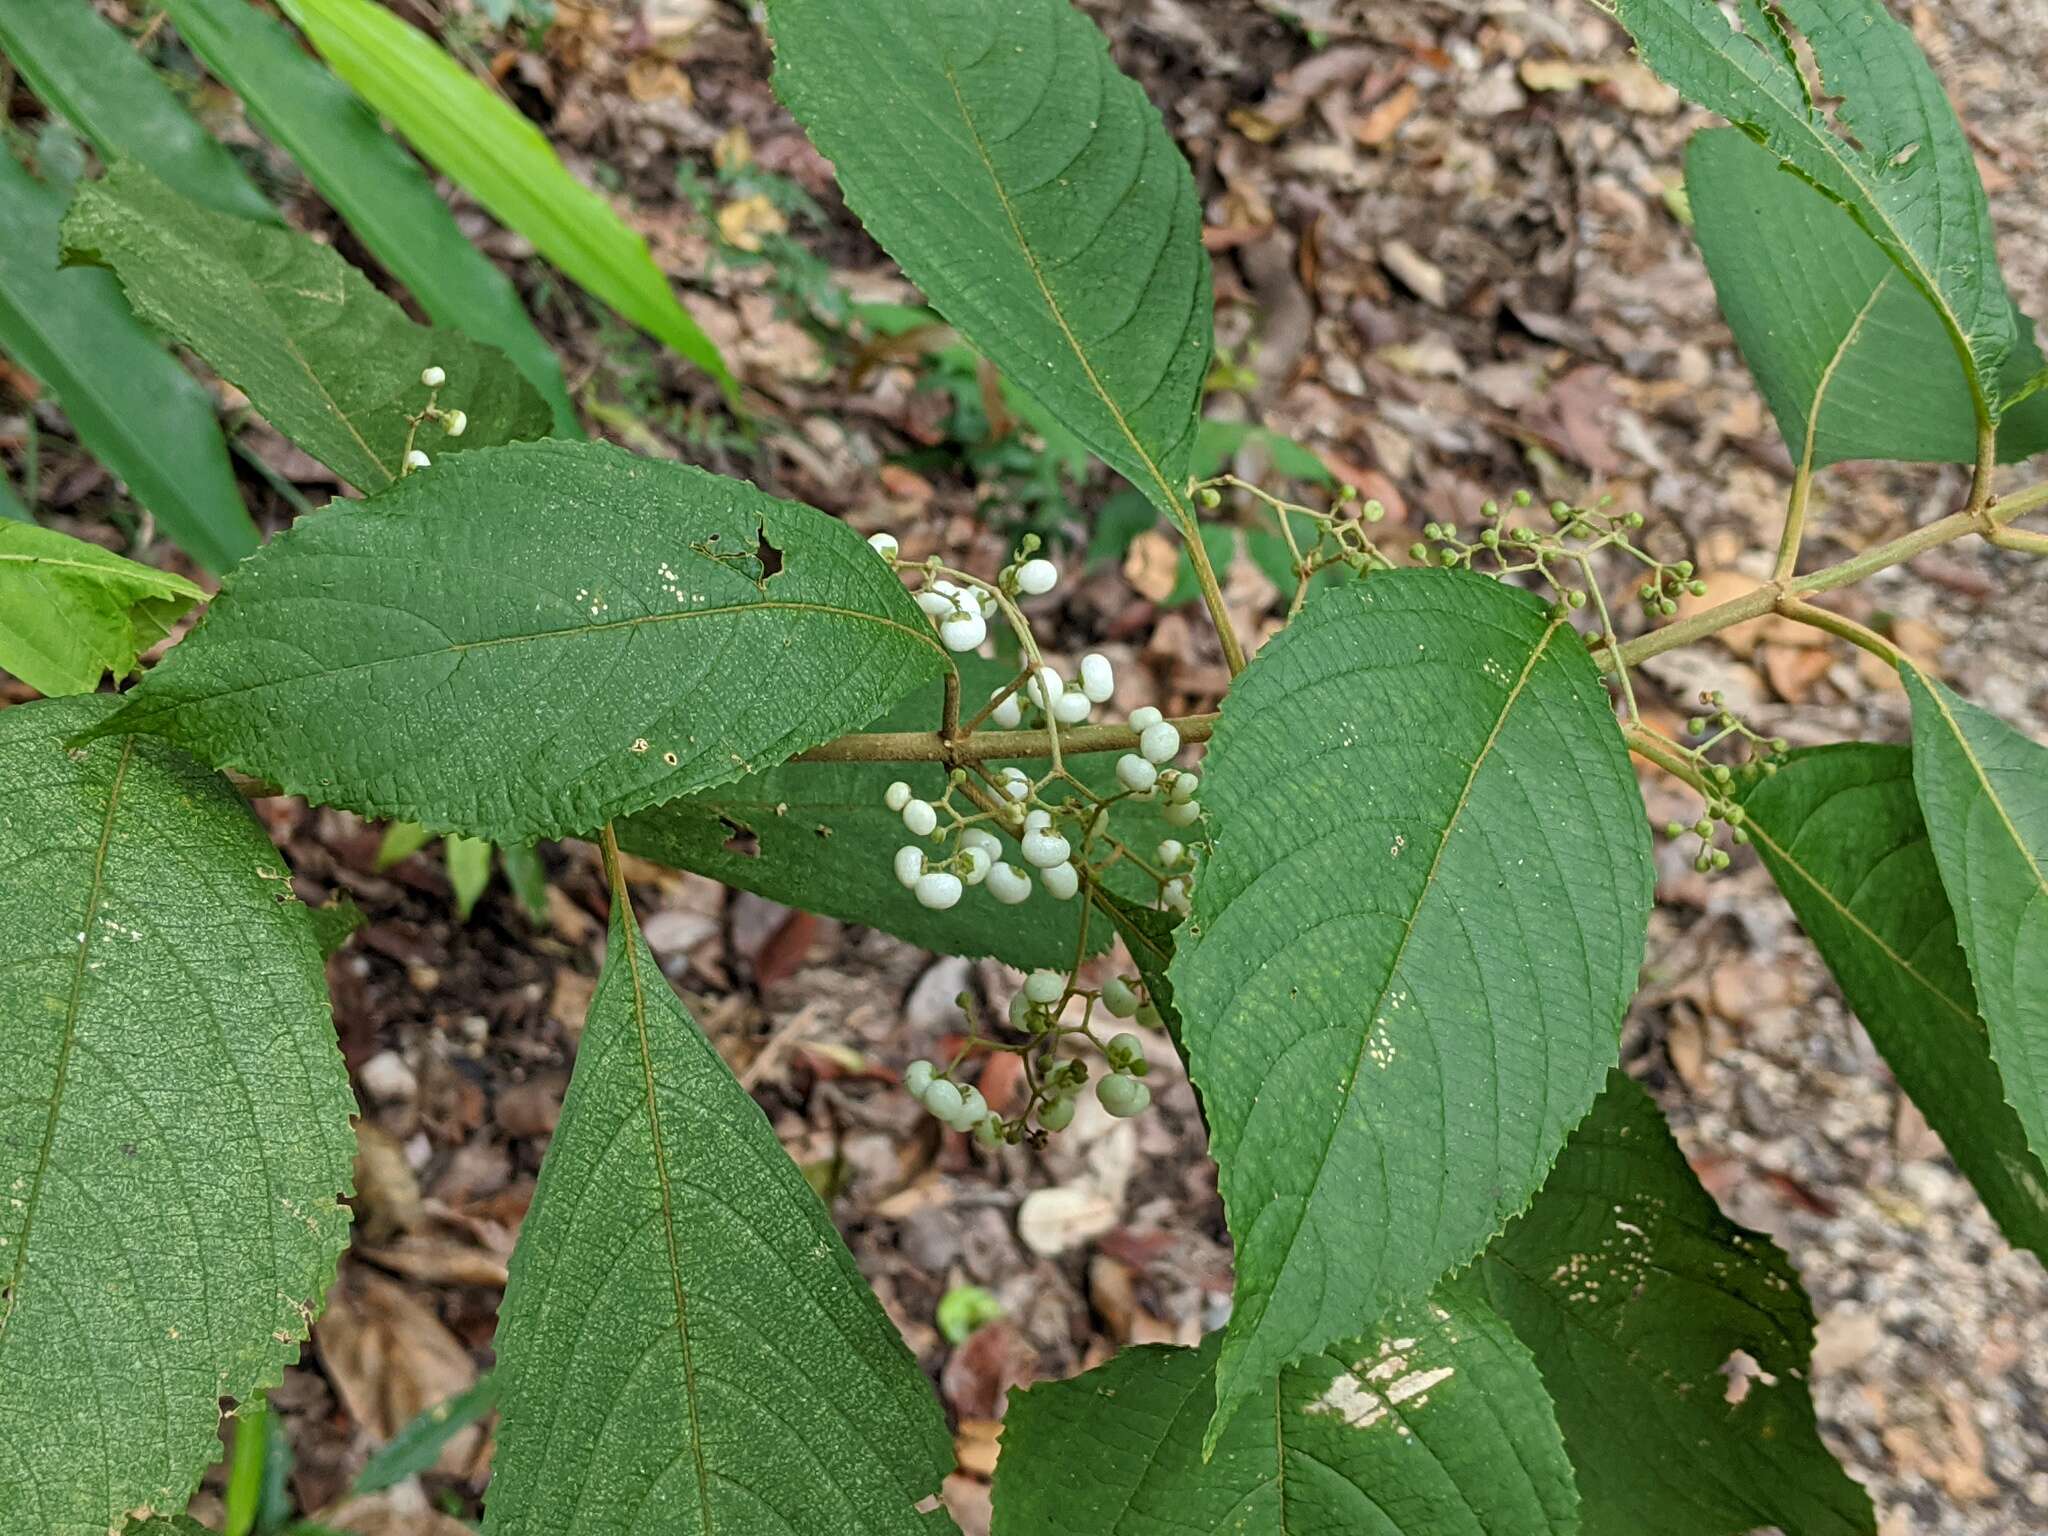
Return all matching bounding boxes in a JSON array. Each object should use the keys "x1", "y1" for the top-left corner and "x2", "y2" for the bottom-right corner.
[
  {"x1": 719, "y1": 818, "x2": 760, "y2": 858},
  {"x1": 1718, "y1": 1347, "x2": 1776, "y2": 1405}
]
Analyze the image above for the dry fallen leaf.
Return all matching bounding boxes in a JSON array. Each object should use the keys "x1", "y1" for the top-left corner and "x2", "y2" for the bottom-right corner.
[
  {"x1": 351, "y1": 1120, "x2": 423, "y2": 1246},
  {"x1": 1122, "y1": 528, "x2": 1180, "y2": 604},
  {"x1": 315, "y1": 1264, "x2": 481, "y2": 1476},
  {"x1": 717, "y1": 194, "x2": 788, "y2": 254}
]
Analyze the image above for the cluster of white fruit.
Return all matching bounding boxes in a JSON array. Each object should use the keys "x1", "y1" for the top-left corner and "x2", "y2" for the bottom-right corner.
[
  {"x1": 866, "y1": 532, "x2": 1064, "y2": 657},
  {"x1": 399, "y1": 364, "x2": 469, "y2": 474}
]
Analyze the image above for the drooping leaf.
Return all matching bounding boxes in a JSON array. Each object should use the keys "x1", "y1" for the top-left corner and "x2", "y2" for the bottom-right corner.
[
  {"x1": 765, "y1": 0, "x2": 1212, "y2": 518},
  {"x1": 1902, "y1": 665, "x2": 2048, "y2": 1165},
  {"x1": 1739, "y1": 746, "x2": 2048, "y2": 1259},
  {"x1": 353, "y1": 1371, "x2": 501, "y2": 1497},
  {"x1": 160, "y1": 0, "x2": 578, "y2": 434},
  {"x1": 1605, "y1": 0, "x2": 2014, "y2": 423},
  {"x1": 616, "y1": 658, "x2": 1173, "y2": 971},
  {"x1": 485, "y1": 891, "x2": 954, "y2": 1535},
  {"x1": 0, "y1": 521, "x2": 204, "y2": 696},
  {"x1": 62, "y1": 163, "x2": 552, "y2": 492},
  {"x1": 0, "y1": 0, "x2": 275, "y2": 223},
  {"x1": 445, "y1": 834, "x2": 493, "y2": 919},
  {"x1": 275, "y1": 0, "x2": 736, "y2": 408},
  {"x1": 94, "y1": 440, "x2": 951, "y2": 844},
  {"x1": 1169, "y1": 572, "x2": 1653, "y2": 1447},
  {"x1": 1476, "y1": 1074, "x2": 1873, "y2": 1536},
  {"x1": 0, "y1": 696, "x2": 356, "y2": 1536},
  {"x1": 0, "y1": 152, "x2": 255, "y2": 573},
  {"x1": 1686, "y1": 128, "x2": 2048, "y2": 467},
  {"x1": 991, "y1": 1283, "x2": 1577, "y2": 1536}
]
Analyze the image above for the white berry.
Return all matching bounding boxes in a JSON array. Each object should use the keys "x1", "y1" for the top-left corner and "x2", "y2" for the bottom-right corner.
[
  {"x1": 904, "y1": 1060, "x2": 935, "y2": 1098},
  {"x1": 868, "y1": 532, "x2": 900, "y2": 559},
  {"x1": 893, "y1": 845, "x2": 925, "y2": 888},
  {"x1": 441, "y1": 408, "x2": 468, "y2": 438},
  {"x1": 403, "y1": 449, "x2": 431, "y2": 471},
  {"x1": 420, "y1": 365, "x2": 446, "y2": 388},
  {"x1": 940, "y1": 609, "x2": 987, "y2": 652},
  {"x1": 1156, "y1": 838, "x2": 1186, "y2": 867},
  {"x1": 1140, "y1": 721, "x2": 1181, "y2": 764},
  {"x1": 1079, "y1": 652, "x2": 1115, "y2": 703},
  {"x1": 1116, "y1": 754, "x2": 1158, "y2": 793},
  {"x1": 1162, "y1": 797, "x2": 1201, "y2": 828},
  {"x1": 991, "y1": 691, "x2": 1023, "y2": 728},
  {"x1": 1024, "y1": 969, "x2": 1065, "y2": 1004},
  {"x1": 1022, "y1": 828, "x2": 1071, "y2": 868},
  {"x1": 915, "y1": 871, "x2": 963, "y2": 910},
  {"x1": 952, "y1": 1085, "x2": 989, "y2": 1128},
  {"x1": 1162, "y1": 878, "x2": 1190, "y2": 915},
  {"x1": 959, "y1": 844, "x2": 992, "y2": 885},
  {"x1": 902, "y1": 798, "x2": 938, "y2": 836},
  {"x1": 1040, "y1": 860, "x2": 1078, "y2": 900},
  {"x1": 999, "y1": 768, "x2": 1032, "y2": 801},
  {"x1": 1168, "y1": 771, "x2": 1199, "y2": 804},
  {"x1": 884, "y1": 780, "x2": 912, "y2": 812},
  {"x1": 923, "y1": 1079, "x2": 963, "y2": 1121},
  {"x1": 1025, "y1": 666, "x2": 1063, "y2": 709},
  {"x1": 988, "y1": 862, "x2": 1033, "y2": 904},
  {"x1": 1128, "y1": 705, "x2": 1163, "y2": 731},
  {"x1": 1015, "y1": 557, "x2": 1058, "y2": 595},
  {"x1": 1102, "y1": 977, "x2": 1139, "y2": 1018},
  {"x1": 962, "y1": 827, "x2": 1003, "y2": 863},
  {"x1": 916, "y1": 589, "x2": 955, "y2": 618},
  {"x1": 1053, "y1": 691, "x2": 1091, "y2": 724}
]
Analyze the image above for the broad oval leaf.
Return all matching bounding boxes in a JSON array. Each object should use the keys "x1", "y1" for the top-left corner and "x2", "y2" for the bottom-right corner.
[
  {"x1": 1606, "y1": 0, "x2": 2014, "y2": 422},
  {"x1": 95, "y1": 440, "x2": 950, "y2": 843},
  {"x1": 0, "y1": 0, "x2": 274, "y2": 224},
  {"x1": 1686, "y1": 129, "x2": 2048, "y2": 468},
  {"x1": 1477, "y1": 1074, "x2": 1874, "y2": 1536},
  {"x1": 0, "y1": 152, "x2": 255, "y2": 574},
  {"x1": 617, "y1": 658, "x2": 1174, "y2": 971},
  {"x1": 1902, "y1": 665, "x2": 2048, "y2": 1167},
  {"x1": 991, "y1": 1284, "x2": 1577, "y2": 1536},
  {"x1": 0, "y1": 696, "x2": 356, "y2": 1536},
  {"x1": 63, "y1": 163, "x2": 552, "y2": 493},
  {"x1": 0, "y1": 522, "x2": 204, "y2": 697},
  {"x1": 159, "y1": 0, "x2": 579, "y2": 435},
  {"x1": 1739, "y1": 746, "x2": 2048, "y2": 1259},
  {"x1": 276, "y1": 0, "x2": 736, "y2": 408},
  {"x1": 485, "y1": 893, "x2": 954, "y2": 1535},
  {"x1": 1170, "y1": 572, "x2": 1652, "y2": 1446},
  {"x1": 766, "y1": 0, "x2": 1212, "y2": 517}
]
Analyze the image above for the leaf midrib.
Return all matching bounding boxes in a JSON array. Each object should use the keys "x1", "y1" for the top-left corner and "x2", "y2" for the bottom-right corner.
[
  {"x1": 1919, "y1": 677, "x2": 2048, "y2": 907},
  {"x1": 0, "y1": 549, "x2": 201, "y2": 597},
  {"x1": 1258, "y1": 616, "x2": 1564, "y2": 1317},
  {"x1": 0, "y1": 735, "x2": 132, "y2": 1354},
  {"x1": 614, "y1": 897, "x2": 716, "y2": 1531},
  {"x1": 1800, "y1": 270, "x2": 1891, "y2": 467},
  {"x1": 936, "y1": 53, "x2": 1187, "y2": 523}
]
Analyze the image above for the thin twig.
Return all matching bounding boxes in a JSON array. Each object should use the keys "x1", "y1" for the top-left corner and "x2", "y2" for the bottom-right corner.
[{"x1": 1775, "y1": 598, "x2": 1901, "y2": 667}]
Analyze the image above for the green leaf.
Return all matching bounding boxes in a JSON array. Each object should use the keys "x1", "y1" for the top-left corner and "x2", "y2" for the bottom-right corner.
[
  {"x1": 0, "y1": 152, "x2": 255, "y2": 573},
  {"x1": 0, "y1": 0, "x2": 275, "y2": 224},
  {"x1": 374, "y1": 821, "x2": 433, "y2": 870},
  {"x1": 306, "y1": 893, "x2": 367, "y2": 958},
  {"x1": 616, "y1": 658, "x2": 1170, "y2": 971},
  {"x1": 1686, "y1": 128, "x2": 2048, "y2": 467},
  {"x1": 765, "y1": 0, "x2": 1212, "y2": 518},
  {"x1": 499, "y1": 842, "x2": 551, "y2": 924},
  {"x1": 94, "y1": 439, "x2": 951, "y2": 843},
  {"x1": 1902, "y1": 665, "x2": 2048, "y2": 1168},
  {"x1": 353, "y1": 1371, "x2": 501, "y2": 1496},
  {"x1": 1739, "y1": 745, "x2": 2048, "y2": 1259},
  {"x1": 275, "y1": 0, "x2": 737, "y2": 408},
  {"x1": 62, "y1": 163, "x2": 552, "y2": 493},
  {"x1": 1605, "y1": 0, "x2": 2014, "y2": 423},
  {"x1": 485, "y1": 894, "x2": 954, "y2": 1535},
  {"x1": 446, "y1": 833, "x2": 493, "y2": 919},
  {"x1": 122, "y1": 1520, "x2": 214, "y2": 1536},
  {"x1": 0, "y1": 696, "x2": 356, "y2": 1536},
  {"x1": 991, "y1": 1283, "x2": 1577, "y2": 1536},
  {"x1": 160, "y1": 0, "x2": 579, "y2": 435},
  {"x1": 1169, "y1": 572, "x2": 1653, "y2": 1447},
  {"x1": 0, "y1": 521, "x2": 204, "y2": 696},
  {"x1": 1477, "y1": 1074, "x2": 1873, "y2": 1536},
  {"x1": 0, "y1": 472, "x2": 29, "y2": 523}
]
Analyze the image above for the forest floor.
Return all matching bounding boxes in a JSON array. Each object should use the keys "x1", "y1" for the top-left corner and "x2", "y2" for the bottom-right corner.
[{"x1": 8, "y1": 1, "x2": 2048, "y2": 1532}]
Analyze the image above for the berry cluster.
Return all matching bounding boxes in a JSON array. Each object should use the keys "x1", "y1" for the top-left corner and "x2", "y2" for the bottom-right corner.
[
  {"x1": 1658, "y1": 690, "x2": 1788, "y2": 873},
  {"x1": 399, "y1": 364, "x2": 469, "y2": 474}
]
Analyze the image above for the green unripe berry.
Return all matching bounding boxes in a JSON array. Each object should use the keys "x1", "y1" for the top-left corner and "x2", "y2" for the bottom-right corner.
[
  {"x1": 1106, "y1": 1032, "x2": 1144, "y2": 1072},
  {"x1": 1440, "y1": 549, "x2": 1460, "y2": 568},
  {"x1": 1097, "y1": 1072, "x2": 1150, "y2": 1118},
  {"x1": 1135, "y1": 1002, "x2": 1163, "y2": 1030},
  {"x1": 1513, "y1": 488, "x2": 1532, "y2": 507},
  {"x1": 1481, "y1": 499, "x2": 1500, "y2": 518},
  {"x1": 1409, "y1": 543, "x2": 1429, "y2": 562},
  {"x1": 1037, "y1": 1095, "x2": 1076, "y2": 1132},
  {"x1": 1566, "y1": 589, "x2": 1587, "y2": 609},
  {"x1": 1101, "y1": 976, "x2": 1140, "y2": 1018},
  {"x1": 1731, "y1": 827, "x2": 1750, "y2": 845},
  {"x1": 973, "y1": 1116, "x2": 1004, "y2": 1149},
  {"x1": 1694, "y1": 852, "x2": 1714, "y2": 874},
  {"x1": 922, "y1": 1080, "x2": 963, "y2": 1122},
  {"x1": 1664, "y1": 820, "x2": 1685, "y2": 839},
  {"x1": 1711, "y1": 849, "x2": 1731, "y2": 871},
  {"x1": 1693, "y1": 819, "x2": 1713, "y2": 838},
  {"x1": 904, "y1": 1060, "x2": 935, "y2": 1100},
  {"x1": 1363, "y1": 499, "x2": 1386, "y2": 523}
]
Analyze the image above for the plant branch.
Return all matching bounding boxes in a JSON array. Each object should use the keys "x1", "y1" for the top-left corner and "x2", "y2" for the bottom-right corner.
[
  {"x1": 1774, "y1": 598, "x2": 1901, "y2": 666},
  {"x1": 794, "y1": 712, "x2": 1217, "y2": 765},
  {"x1": 1605, "y1": 477, "x2": 2048, "y2": 670},
  {"x1": 1774, "y1": 457, "x2": 1814, "y2": 582},
  {"x1": 1172, "y1": 504, "x2": 1248, "y2": 678},
  {"x1": 1990, "y1": 527, "x2": 2048, "y2": 556}
]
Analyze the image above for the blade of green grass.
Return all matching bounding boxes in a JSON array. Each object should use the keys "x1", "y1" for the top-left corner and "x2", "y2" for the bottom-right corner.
[
  {"x1": 277, "y1": 0, "x2": 737, "y2": 410},
  {"x1": 0, "y1": 0, "x2": 275, "y2": 223},
  {"x1": 0, "y1": 153, "x2": 255, "y2": 572},
  {"x1": 161, "y1": 0, "x2": 578, "y2": 435}
]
